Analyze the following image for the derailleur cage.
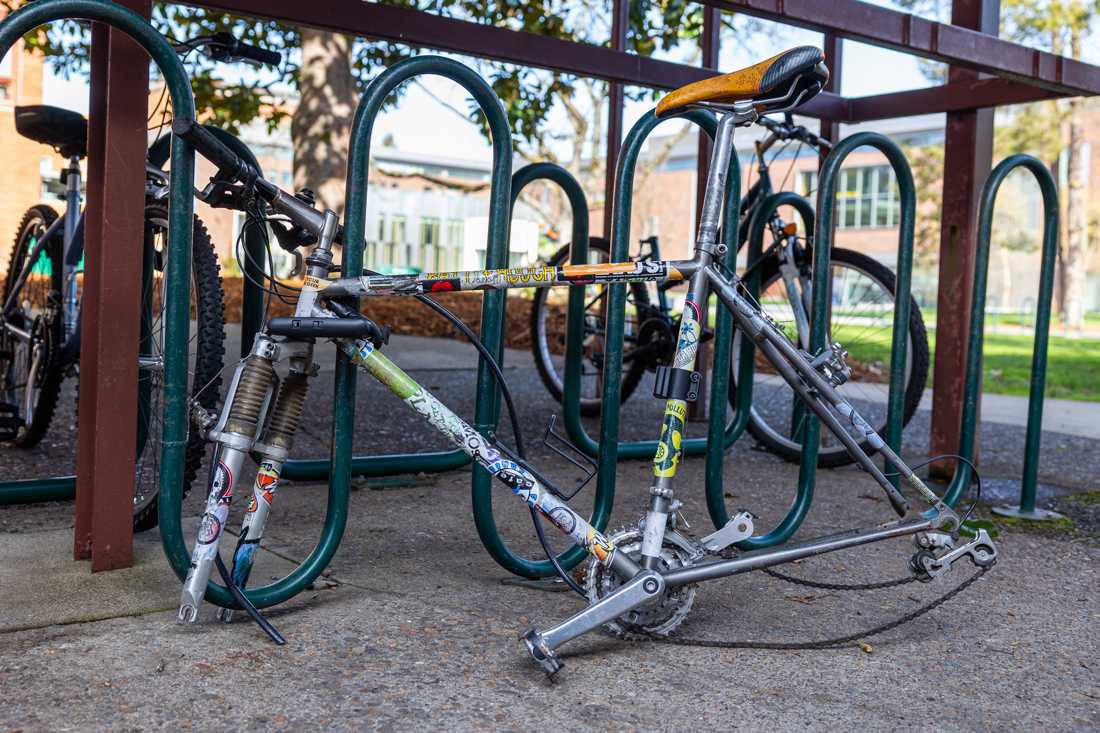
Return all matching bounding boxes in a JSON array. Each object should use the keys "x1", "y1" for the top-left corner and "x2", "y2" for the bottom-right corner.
[{"x1": 910, "y1": 529, "x2": 998, "y2": 582}]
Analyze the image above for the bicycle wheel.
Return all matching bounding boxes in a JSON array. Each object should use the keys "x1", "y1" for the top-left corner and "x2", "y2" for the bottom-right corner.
[
  {"x1": 132, "y1": 204, "x2": 225, "y2": 532},
  {"x1": 730, "y1": 246, "x2": 929, "y2": 467},
  {"x1": 1, "y1": 205, "x2": 64, "y2": 448},
  {"x1": 530, "y1": 237, "x2": 651, "y2": 416}
]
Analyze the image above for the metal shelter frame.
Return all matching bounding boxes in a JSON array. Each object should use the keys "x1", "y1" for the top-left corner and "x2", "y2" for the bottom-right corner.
[{"x1": 3, "y1": 0, "x2": 1096, "y2": 569}]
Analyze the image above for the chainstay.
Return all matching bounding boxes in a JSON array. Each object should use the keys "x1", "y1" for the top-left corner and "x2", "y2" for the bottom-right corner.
[{"x1": 617, "y1": 566, "x2": 989, "y2": 651}]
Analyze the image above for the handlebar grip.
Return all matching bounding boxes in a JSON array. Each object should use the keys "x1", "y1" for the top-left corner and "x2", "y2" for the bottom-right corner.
[
  {"x1": 235, "y1": 42, "x2": 282, "y2": 67},
  {"x1": 170, "y1": 118, "x2": 256, "y2": 183},
  {"x1": 267, "y1": 316, "x2": 383, "y2": 340}
]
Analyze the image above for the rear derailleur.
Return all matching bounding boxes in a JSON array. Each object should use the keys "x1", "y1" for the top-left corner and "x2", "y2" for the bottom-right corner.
[{"x1": 910, "y1": 529, "x2": 998, "y2": 581}]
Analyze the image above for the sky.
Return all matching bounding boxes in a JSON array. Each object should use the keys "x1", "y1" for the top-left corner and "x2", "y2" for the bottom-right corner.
[{"x1": 37, "y1": 6, "x2": 955, "y2": 165}]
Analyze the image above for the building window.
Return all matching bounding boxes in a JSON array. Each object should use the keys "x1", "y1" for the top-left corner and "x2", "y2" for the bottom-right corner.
[
  {"x1": 446, "y1": 219, "x2": 464, "y2": 270},
  {"x1": 802, "y1": 165, "x2": 899, "y2": 229},
  {"x1": 419, "y1": 217, "x2": 440, "y2": 271}
]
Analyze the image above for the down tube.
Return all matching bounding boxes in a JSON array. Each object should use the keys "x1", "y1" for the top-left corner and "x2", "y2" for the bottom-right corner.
[{"x1": 342, "y1": 339, "x2": 617, "y2": 565}]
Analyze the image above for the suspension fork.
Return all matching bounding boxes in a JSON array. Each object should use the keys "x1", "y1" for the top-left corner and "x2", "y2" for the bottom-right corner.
[
  {"x1": 217, "y1": 347, "x2": 314, "y2": 622},
  {"x1": 179, "y1": 334, "x2": 279, "y2": 623}
]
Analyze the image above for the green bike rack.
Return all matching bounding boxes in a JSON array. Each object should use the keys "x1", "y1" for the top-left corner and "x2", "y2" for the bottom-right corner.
[
  {"x1": 705, "y1": 191, "x2": 817, "y2": 545},
  {"x1": 0, "y1": 127, "x2": 261, "y2": 507},
  {"x1": 816, "y1": 132, "x2": 918, "y2": 486},
  {"x1": 471, "y1": 161, "x2": 617, "y2": 578},
  {"x1": 279, "y1": 56, "x2": 512, "y2": 490},
  {"x1": 559, "y1": 109, "x2": 748, "y2": 464},
  {"x1": 712, "y1": 132, "x2": 916, "y2": 548},
  {"x1": 943, "y1": 154, "x2": 1061, "y2": 519}
]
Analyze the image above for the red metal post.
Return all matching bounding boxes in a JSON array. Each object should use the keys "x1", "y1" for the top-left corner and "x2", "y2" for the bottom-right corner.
[
  {"x1": 602, "y1": 0, "x2": 629, "y2": 238},
  {"x1": 929, "y1": 0, "x2": 999, "y2": 477},
  {"x1": 820, "y1": 34, "x2": 844, "y2": 162},
  {"x1": 73, "y1": 0, "x2": 151, "y2": 570}
]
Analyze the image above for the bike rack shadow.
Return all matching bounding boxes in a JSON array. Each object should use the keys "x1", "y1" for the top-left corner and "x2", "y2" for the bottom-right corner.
[
  {"x1": 944, "y1": 155, "x2": 1061, "y2": 519},
  {"x1": 0, "y1": 126, "x2": 263, "y2": 506}
]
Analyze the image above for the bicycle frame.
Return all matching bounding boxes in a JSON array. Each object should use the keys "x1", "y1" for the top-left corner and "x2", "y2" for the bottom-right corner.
[{"x1": 180, "y1": 107, "x2": 993, "y2": 676}]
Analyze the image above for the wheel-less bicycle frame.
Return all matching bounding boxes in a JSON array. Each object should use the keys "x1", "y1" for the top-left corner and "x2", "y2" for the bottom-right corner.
[{"x1": 177, "y1": 107, "x2": 994, "y2": 676}]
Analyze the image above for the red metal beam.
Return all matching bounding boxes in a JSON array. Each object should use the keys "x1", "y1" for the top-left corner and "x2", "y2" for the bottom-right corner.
[
  {"x1": 847, "y1": 77, "x2": 1060, "y2": 121},
  {"x1": 74, "y1": 0, "x2": 150, "y2": 570},
  {"x1": 929, "y1": 0, "x2": 999, "y2": 477},
  {"x1": 185, "y1": 0, "x2": 845, "y2": 118},
  {"x1": 704, "y1": 0, "x2": 1100, "y2": 96}
]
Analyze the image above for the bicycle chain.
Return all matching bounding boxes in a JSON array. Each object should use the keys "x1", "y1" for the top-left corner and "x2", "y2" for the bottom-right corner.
[
  {"x1": 617, "y1": 566, "x2": 988, "y2": 651},
  {"x1": 610, "y1": 532, "x2": 989, "y2": 651}
]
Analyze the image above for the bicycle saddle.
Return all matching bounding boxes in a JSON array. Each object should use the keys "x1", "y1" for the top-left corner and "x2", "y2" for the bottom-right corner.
[
  {"x1": 656, "y1": 46, "x2": 827, "y2": 118},
  {"x1": 14, "y1": 105, "x2": 88, "y2": 159}
]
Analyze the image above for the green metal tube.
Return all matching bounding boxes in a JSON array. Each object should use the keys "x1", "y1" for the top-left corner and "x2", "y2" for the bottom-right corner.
[
  {"x1": 945, "y1": 154, "x2": 1059, "y2": 510},
  {"x1": 481, "y1": 161, "x2": 615, "y2": 577},
  {"x1": 282, "y1": 57, "x2": 522, "y2": 484},
  {"x1": 815, "y1": 133, "x2": 917, "y2": 486},
  {"x1": 707, "y1": 192, "x2": 816, "y2": 544},
  {"x1": 330, "y1": 57, "x2": 517, "y2": 575},
  {"x1": 561, "y1": 109, "x2": 746, "y2": 463},
  {"x1": 0, "y1": 476, "x2": 77, "y2": 505}
]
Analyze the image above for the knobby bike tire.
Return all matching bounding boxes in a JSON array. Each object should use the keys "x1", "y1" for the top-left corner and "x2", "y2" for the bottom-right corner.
[
  {"x1": 529, "y1": 237, "x2": 651, "y2": 417},
  {"x1": 729, "y1": 246, "x2": 930, "y2": 468},
  {"x1": 132, "y1": 204, "x2": 225, "y2": 532},
  {"x1": 2, "y1": 205, "x2": 65, "y2": 449}
]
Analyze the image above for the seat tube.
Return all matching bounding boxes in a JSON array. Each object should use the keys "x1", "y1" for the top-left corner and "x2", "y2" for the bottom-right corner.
[{"x1": 640, "y1": 112, "x2": 738, "y2": 569}]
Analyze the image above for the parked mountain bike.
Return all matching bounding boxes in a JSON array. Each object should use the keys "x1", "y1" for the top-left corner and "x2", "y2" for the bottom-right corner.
[
  {"x1": 169, "y1": 47, "x2": 994, "y2": 678},
  {"x1": 0, "y1": 32, "x2": 279, "y2": 530},
  {"x1": 530, "y1": 114, "x2": 929, "y2": 467}
]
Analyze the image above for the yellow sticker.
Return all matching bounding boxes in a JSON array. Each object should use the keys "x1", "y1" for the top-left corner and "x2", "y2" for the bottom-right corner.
[{"x1": 303, "y1": 275, "x2": 330, "y2": 291}]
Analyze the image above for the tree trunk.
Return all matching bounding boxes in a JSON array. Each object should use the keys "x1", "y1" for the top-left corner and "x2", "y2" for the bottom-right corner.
[
  {"x1": 1061, "y1": 29, "x2": 1088, "y2": 331},
  {"x1": 291, "y1": 29, "x2": 358, "y2": 216}
]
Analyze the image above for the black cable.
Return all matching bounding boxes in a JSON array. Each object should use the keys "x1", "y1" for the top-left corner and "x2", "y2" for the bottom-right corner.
[{"x1": 214, "y1": 553, "x2": 285, "y2": 645}]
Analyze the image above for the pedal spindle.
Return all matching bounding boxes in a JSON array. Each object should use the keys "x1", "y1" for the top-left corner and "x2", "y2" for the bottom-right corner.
[
  {"x1": 226, "y1": 356, "x2": 276, "y2": 435},
  {"x1": 265, "y1": 371, "x2": 309, "y2": 451}
]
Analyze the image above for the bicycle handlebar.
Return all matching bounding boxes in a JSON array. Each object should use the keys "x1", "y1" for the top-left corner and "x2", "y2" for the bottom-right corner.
[
  {"x1": 171, "y1": 118, "x2": 261, "y2": 185},
  {"x1": 757, "y1": 115, "x2": 832, "y2": 152}
]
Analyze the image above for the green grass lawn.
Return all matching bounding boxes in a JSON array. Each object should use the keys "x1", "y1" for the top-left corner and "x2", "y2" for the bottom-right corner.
[{"x1": 833, "y1": 324, "x2": 1100, "y2": 402}]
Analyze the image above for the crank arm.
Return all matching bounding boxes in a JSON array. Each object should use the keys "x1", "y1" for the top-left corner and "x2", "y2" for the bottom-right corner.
[{"x1": 521, "y1": 570, "x2": 664, "y2": 677}]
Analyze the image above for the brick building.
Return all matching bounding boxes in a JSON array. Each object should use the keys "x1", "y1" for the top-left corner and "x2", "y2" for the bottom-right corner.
[{"x1": 0, "y1": 23, "x2": 53, "y2": 267}]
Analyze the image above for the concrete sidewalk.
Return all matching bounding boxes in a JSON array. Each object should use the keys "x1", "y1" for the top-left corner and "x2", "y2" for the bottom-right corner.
[{"x1": 1, "y1": 329, "x2": 1098, "y2": 730}]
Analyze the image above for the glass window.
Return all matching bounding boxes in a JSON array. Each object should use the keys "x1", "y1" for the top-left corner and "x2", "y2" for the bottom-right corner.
[
  {"x1": 420, "y1": 216, "x2": 440, "y2": 246},
  {"x1": 829, "y1": 165, "x2": 900, "y2": 230},
  {"x1": 391, "y1": 215, "x2": 407, "y2": 245}
]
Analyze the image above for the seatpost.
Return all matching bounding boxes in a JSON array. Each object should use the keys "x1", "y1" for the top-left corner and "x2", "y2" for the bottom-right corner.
[{"x1": 639, "y1": 110, "x2": 746, "y2": 570}]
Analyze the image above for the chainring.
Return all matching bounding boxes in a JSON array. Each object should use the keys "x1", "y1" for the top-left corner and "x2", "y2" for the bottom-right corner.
[{"x1": 585, "y1": 528, "x2": 697, "y2": 638}]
